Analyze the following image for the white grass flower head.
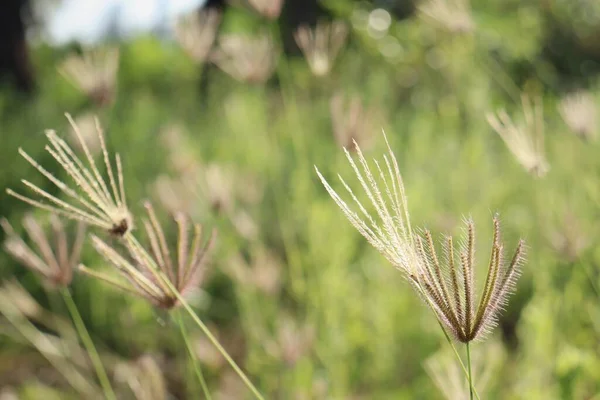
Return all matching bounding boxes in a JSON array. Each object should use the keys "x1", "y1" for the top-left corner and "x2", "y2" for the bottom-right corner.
[
  {"x1": 486, "y1": 94, "x2": 549, "y2": 178},
  {"x1": 330, "y1": 92, "x2": 376, "y2": 151},
  {"x1": 315, "y1": 131, "x2": 422, "y2": 279},
  {"x1": 80, "y1": 202, "x2": 216, "y2": 309},
  {"x1": 175, "y1": 9, "x2": 221, "y2": 64},
  {"x1": 58, "y1": 47, "x2": 119, "y2": 107},
  {"x1": 7, "y1": 113, "x2": 132, "y2": 236},
  {"x1": 211, "y1": 33, "x2": 279, "y2": 83},
  {"x1": 558, "y1": 90, "x2": 597, "y2": 141},
  {"x1": 246, "y1": 0, "x2": 284, "y2": 20},
  {"x1": 294, "y1": 20, "x2": 348, "y2": 77},
  {"x1": 418, "y1": 0, "x2": 475, "y2": 34},
  {"x1": 1, "y1": 214, "x2": 85, "y2": 287},
  {"x1": 115, "y1": 355, "x2": 168, "y2": 400}
]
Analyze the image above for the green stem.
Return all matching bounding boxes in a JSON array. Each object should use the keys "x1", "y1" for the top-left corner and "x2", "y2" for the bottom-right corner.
[
  {"x1": 175, "y1": 310, "x2": 212, "y2": 400},
  {"x1": 60, "y1": 288, "x2": 116, "y2": 400},
  {"x1": 437, "y1": 321, "x2": 481, "y2": 400},
  {"x1": 466, "y1": 342, "x2": 474, "y2": 400}
]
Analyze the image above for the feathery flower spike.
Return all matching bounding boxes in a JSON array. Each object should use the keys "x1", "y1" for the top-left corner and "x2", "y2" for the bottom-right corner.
[
  {"x1": 175, "y1": 9, "x2": 221, "y2": 64},
  {"x1": 315, "y1": 131, "x2": 421, "y2": 278},
  {"x1": 7, "y1": 114, "x2": 132, "y2": 236},
  {"x1": 1, "y1": 215, "x2": 85, "y2": 287},
  {"x1": 211, "y1": 33, "x2": 278, "y2": 83},
  {"x1": 80, "y1": 202, "x2": 216, "y2": 309},
  {"x1": 330, "y1": 92, "x2": 375, "y2": 151},
  {"x1": 558, "y1": 90, "x2": 597, "y2": 142},
  {"x1": 415, "y1": 216, "x2": 524, "y2": 342},
  {"x1": 246, "y1": 0, "x2": 284, "y2": 20},
  {"x1": 418, "y1": 0, "x2": 475, "y2": 34},
  {"x1": 294, "y1": 20, "x2": 348, "y2": 77},
  {"x1": 59, "y1": 47, "x2": 119, "y2": 107},
  {"x1": 486, "y1": 94, "x2": 549, "y2": 178}
]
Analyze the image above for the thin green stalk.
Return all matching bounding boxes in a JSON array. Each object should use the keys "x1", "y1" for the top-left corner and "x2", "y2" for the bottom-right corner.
[
  {"x1": 466, "y1": 342, "x2": 474, "y2": 400},
  {"x1": 60, "y1": 288, "x2": 116, "y2": 400},
  {"x1": 175, "y1": 310, "x2": 212, "y2": 400},
  {"x1": 437, "y1": 321, "x2": 481, "y2": 400}
]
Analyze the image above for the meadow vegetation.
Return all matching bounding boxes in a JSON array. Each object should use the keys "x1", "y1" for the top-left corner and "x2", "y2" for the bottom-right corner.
[{"x1": 1, "y1": 0, "x2": 600, "y2": 398}]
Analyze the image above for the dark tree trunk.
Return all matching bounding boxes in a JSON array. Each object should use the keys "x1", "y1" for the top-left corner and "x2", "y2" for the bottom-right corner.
[{"x1": 0, "y1": 0, "x2": 34, "y2": 93}]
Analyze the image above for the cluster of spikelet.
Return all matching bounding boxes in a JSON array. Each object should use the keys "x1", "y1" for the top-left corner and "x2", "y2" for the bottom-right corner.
[{"x1": 315, "y1": 133, "x2": 525, "y2": 344}]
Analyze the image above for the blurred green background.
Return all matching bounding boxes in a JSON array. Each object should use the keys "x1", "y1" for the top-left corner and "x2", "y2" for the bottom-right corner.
[{"x1": 1, "y1": 0, "x2": 600, "y2": 398}]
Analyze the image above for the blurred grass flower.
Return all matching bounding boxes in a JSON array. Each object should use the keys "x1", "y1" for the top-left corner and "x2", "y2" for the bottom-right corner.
[
  {"x1": 265, "y1": 315, "x2": 314, "y2": 367},
  {"x1": 246, "y1": 0, "x2": 284, "y2": 20},
  {"x1": 67, "y1": 113, "x2": 102, "y2": 156},
  {"x1": 486, "y1": 95, "x2": 549, "y2": 178},
  {"x1": 58, "y1": 47, "x2": 119, "y2": 107},
  {"x1": 418, "y1": 0, "x2": 475, "y2": 34},
  {"x1": 1, "y1": 214, "x2": 85, "y2": 288},
  {"x1": 80, "y1": 202, "x2": 215, "y2": 309},
  {"x1": 227, "y1": 248, "x2": 282, "y2": 296},
  {"x1": 558, "y1": 90, "x2": 597, "y2": 141},
  {"x1": 294, "y1": 20, "x2": 348, "y2": 77},
  {"x1": 115, "y1": 355, "x2": 167, "y2": 400},
  {"x1": 330, "y1": 93, "x2": 375, "y2": 151},
  {"x1": 211, "y1": 33, "x2": 278, "y2": 83},
  {"x1": 175, "y1": 9, "x2": 221, "y2": 65},
  {"x1": 7, "y1": 114, "x2": 132, "y2": 236}
]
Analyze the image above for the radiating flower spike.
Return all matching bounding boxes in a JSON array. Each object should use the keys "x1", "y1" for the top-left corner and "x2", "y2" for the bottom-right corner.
[
  {"x1": 486, "y1": 94, "x2": 549, "y2": 178},
  {"x1": 294, "y1": 20, "x2": 348, "y2": 77},
  {"x1": 558, "y1": 90, "x2": 597, "y2": 142},
  {"x1": 79, "y1": 202, "x2": 216, "y2": 309},
  {"x1": 175, "y1": 9, "x2": 221, "y2": 64},
  {"x1": 7, "y1": 114, "x2": 132, "y2": 236},
  {"x1": 417, "y1": 215, "x2": 525, "y2": 342},
  {"x1": 1, "y1": 214, "x2": 85, "y2": 287}
]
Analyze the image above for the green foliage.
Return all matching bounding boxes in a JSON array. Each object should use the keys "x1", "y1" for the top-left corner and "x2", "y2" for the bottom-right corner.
[{"x1": 1, "y1": 1, "x2": 600, "y2": 398}]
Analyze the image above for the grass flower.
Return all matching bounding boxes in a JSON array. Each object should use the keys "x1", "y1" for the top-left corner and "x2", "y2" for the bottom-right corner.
[
  {"x1": 265, "y1": 315, "x2": 314, "y2": 367},
  {"x1": 227, "y1": 248, "x2": 282, "y2": 295},
  {"x1": 558, "y1": 90, "x2": 597, "y2": 141},
  {"x1": 211, "y1": 33, "x2": 278, "y2": 83},
  {"x1": 246, "y1": 0, "x2": 284, "y2": 20},
  {"x1": 175, "y1": 9, "x2": 221, "y2": 64},
  {"x1": 486, "y1": 95, "x2": 549, "y2": 178},
  {"x1": 415, "y1": 216, "x2": 525, "y2": 343},
  {"x1": 316, "y1": 134, "x2": 525, "y2": 399},
  {"x1": 294, "y1": 20, "x2": 348, "y2": 77},
  {"x1": 330, "y1": 93, "x2": 375, "y2": 151},
  {"x1": 315, "y1": 132, "x2": 420, "y2": 278},
  {"x1": 7, "y1": 114, "x2": 132, "y2": 236},
  {"x1": 115, "y1": 355, "x2": 167, "y2": 400},
  {"x1": 67, "y1": 113, "x2": 102, "y2": 155},
  {"x1": 79, "y1": 202, "x2": 215, "y2": 309},
  {"x1": 58, "y1": 47, "x2": 119, "y2": 107},
  {"x1": 418, "y1": 0, "x2": 475, "y2": 34},
  {"x1": 1, "y1": 214, "x2": 85, "y2": 288}
]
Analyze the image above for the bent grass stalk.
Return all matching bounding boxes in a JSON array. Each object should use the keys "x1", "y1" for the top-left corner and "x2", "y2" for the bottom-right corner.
[
  {"x1": 175, "y1": 309, "x2": 212, "y2": 400},
  {"x1": 60, "y1": 287, "x2": 117, "y2": 400}
]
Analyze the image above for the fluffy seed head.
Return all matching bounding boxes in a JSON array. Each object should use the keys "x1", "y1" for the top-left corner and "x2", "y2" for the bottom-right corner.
[
  {"x1": 175, "y1": 9, "x2": 221, "y2": 64},
  {"x1": 558, "y1": 90, "x2": 597, "y2": 142}
]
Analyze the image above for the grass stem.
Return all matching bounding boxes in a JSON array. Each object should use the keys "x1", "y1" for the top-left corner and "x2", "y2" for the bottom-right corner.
[
  {"x1": 60, "y1": 287, "x2": 116, "y2": 400},
  {"x1": 175, "y1": 310, "x2": 212, "y2": 400},
  {"x1": 466, "y1": 342, "x2": 474, "y2": 400}
]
